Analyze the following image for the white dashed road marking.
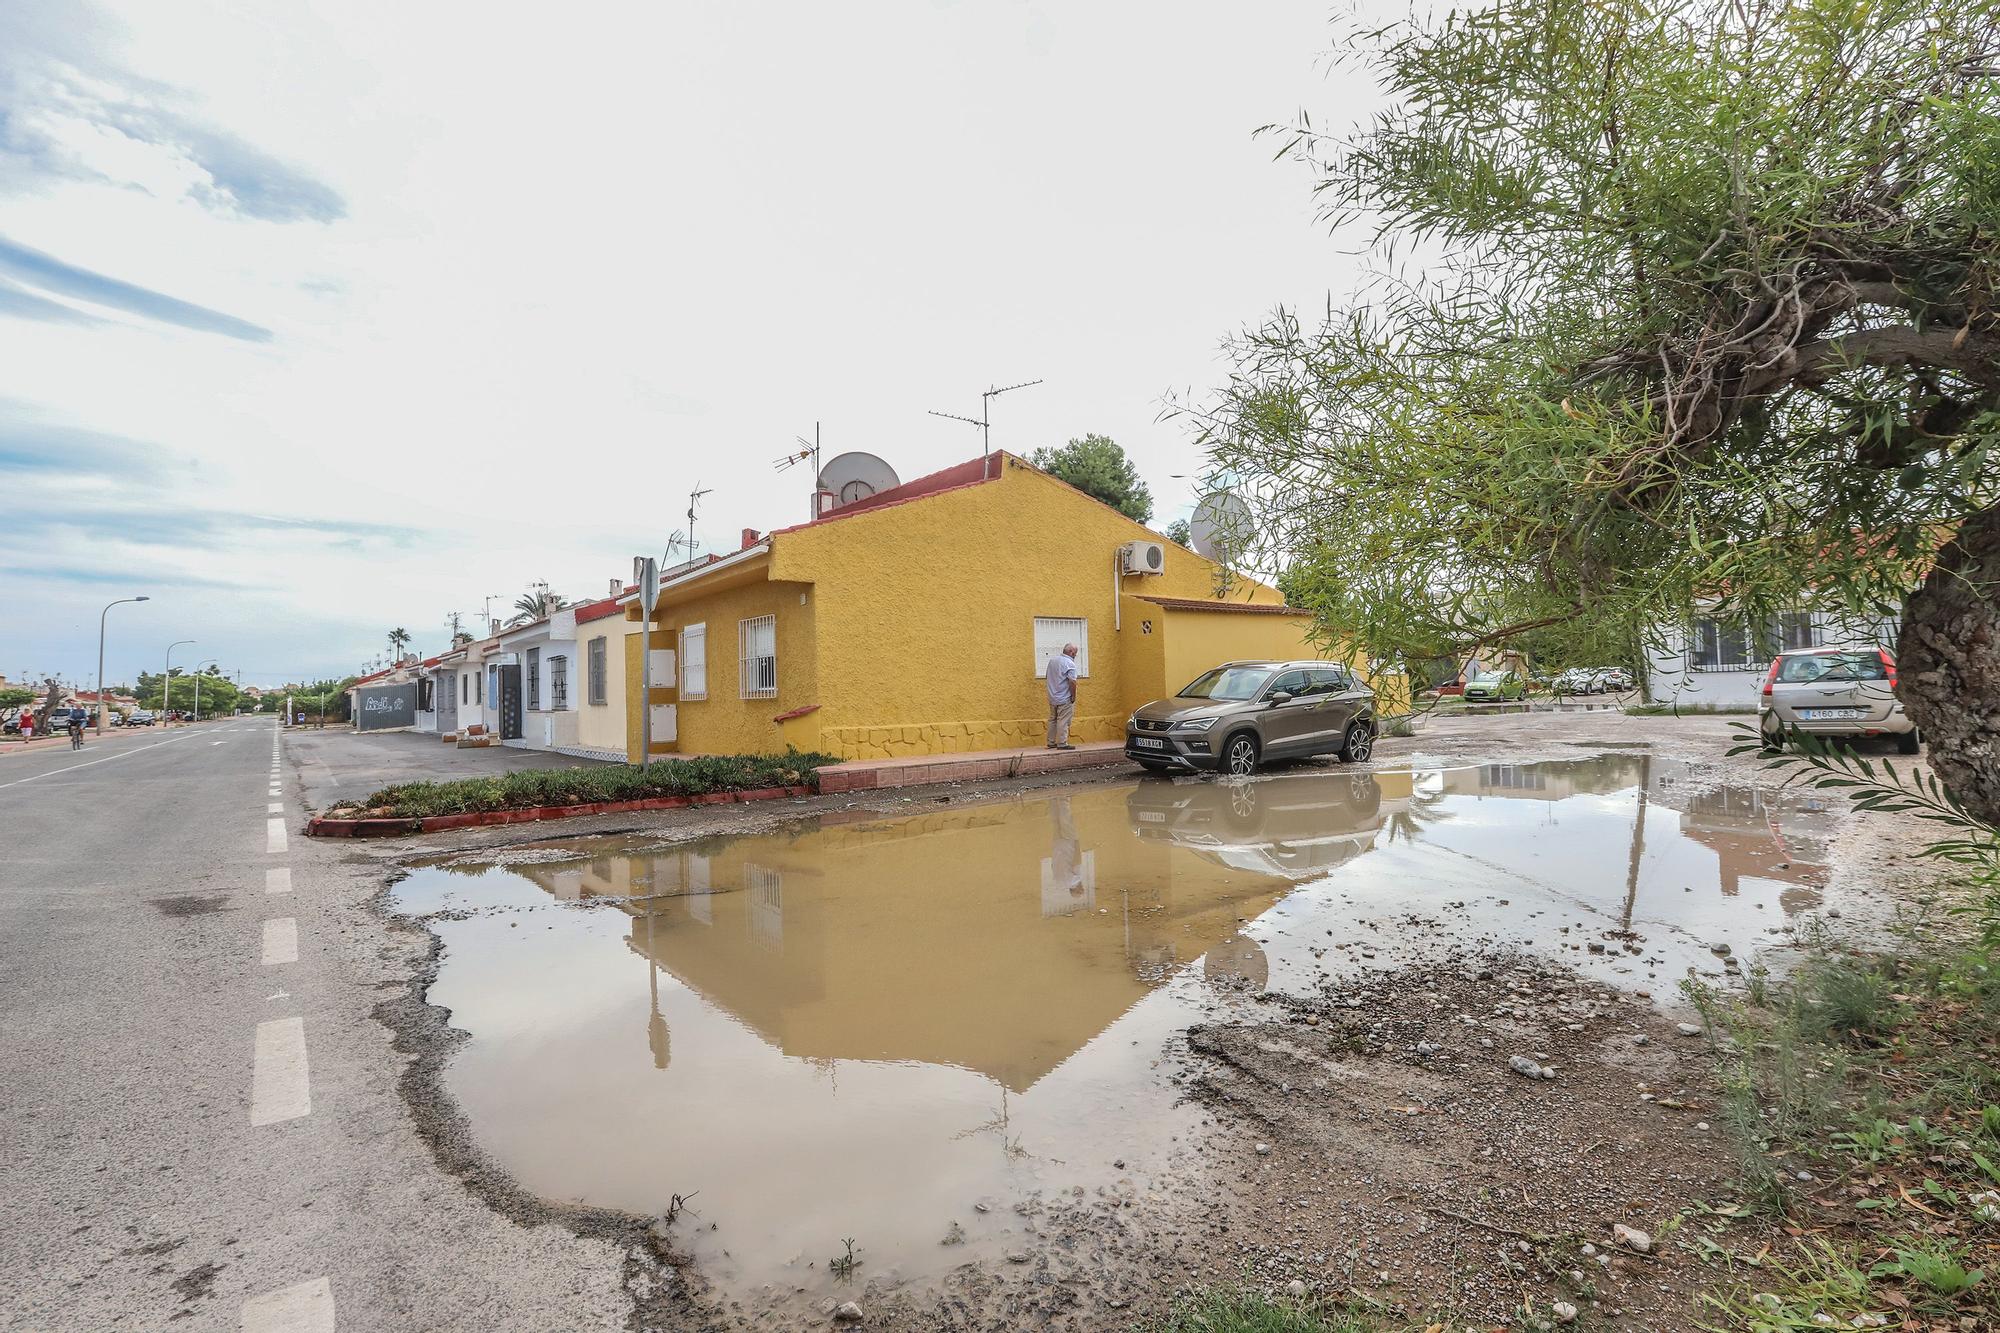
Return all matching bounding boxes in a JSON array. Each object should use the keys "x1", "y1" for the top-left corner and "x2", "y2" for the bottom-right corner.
[
  {"x1": 266, "y1": 819, "x2": 287, "y2": 854},
  {"x1": 267, "y1": 802, "x2": 283, "y2": 814},
  {"x1": 249, "y1": 1017, "x2": 311, "y2": 1125},
  {"x1": 240, "y1": 1275, "x2": 335, "y2": 1332},
  {"x1": 262, "y1": 917, "x2": 299, "y2": 966},
  {"x1": 266, "y1": 867, "x2": 292, "y2": 895}
]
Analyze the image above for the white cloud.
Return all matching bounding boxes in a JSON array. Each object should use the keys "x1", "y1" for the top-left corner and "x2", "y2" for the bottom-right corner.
[{"x1": 0, "y1": 0, "x2": 1381, "y2": 689}]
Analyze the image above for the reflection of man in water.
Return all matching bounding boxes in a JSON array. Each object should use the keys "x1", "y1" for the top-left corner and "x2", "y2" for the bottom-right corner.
[{"x1": 1041, "y1": 796, "x2": 1092, "y2": 916}]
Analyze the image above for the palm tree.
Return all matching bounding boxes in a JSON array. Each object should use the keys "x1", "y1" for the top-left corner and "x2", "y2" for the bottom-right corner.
[
  {"x1": 509, "y1": 583, "x2": 569, "y2": 626},
  {"x1": 387, "y1": 627, "x2": 412, "y2": 662}
]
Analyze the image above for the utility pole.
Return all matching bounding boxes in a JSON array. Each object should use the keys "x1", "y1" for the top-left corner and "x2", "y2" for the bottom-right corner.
[{"x1": 929, "y1": 378, "x2": 1044, "y2": 479}]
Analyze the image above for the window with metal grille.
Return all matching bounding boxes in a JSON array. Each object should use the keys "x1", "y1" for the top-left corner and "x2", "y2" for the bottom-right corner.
[
  {"x1": 1690, "y1": 617, "x2": 1753, "y2": 671},
  {"x1": 587, "y1": 637, "x2": 607, "y2": 706},
  {"x1": 738, "y1": 615, "x2": 776, "y2": 699},
  {"x1": 1031, "y1": 617, "x2": 1090, "y2": 678},
  {"x1": 461, "y1": 673, "x2": 468, "y2": 705},
  {"x1": 549, "y1": 655, "x2": 568, "y2": 709},
  {"x1": 526, "y1": 648, "x2": 541, "y2": 709},
  {"x1": 680, "y1": 623, "x2": 707, "y2": 699}
]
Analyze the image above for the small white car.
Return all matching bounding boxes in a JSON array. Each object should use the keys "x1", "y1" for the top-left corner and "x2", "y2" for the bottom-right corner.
[{"x1": 1758, "y1": 647, "x2": 1918, "y2": 754}]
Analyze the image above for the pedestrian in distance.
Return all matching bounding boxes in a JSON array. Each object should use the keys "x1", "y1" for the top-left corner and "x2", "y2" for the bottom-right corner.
[
  {"x1": 1044, "y1": 641, "x2": 1079, "y2": 750},
  {"x1": 18, "y1": 710, "x2": 33, "y2": 742}
]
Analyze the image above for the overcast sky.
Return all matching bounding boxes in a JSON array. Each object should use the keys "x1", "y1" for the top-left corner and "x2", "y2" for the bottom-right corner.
[{"x1": 1, "y1": 0, "x2": 1379, "y2": 689}]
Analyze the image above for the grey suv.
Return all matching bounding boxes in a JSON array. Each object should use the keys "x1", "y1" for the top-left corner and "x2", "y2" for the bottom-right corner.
[{"x1": 1125, "y1": 660, "x2": 1378, "y2": 776}]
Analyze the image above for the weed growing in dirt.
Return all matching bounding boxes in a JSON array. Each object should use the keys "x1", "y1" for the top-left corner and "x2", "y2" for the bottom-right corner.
[
  {"x1": 828, "y1": 1236, "x2": 861, "y2": 1280},
  {"x1": 1143, "y1": 1289, "x2": 1410, "y2": 1332}
]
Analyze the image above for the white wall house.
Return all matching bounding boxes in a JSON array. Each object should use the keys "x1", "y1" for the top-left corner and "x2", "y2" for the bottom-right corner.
[
  {"x1": 497, "y1": 607, "x2": 580, "y2": 752},
  {"x1": 1646, "y1": 604, "x2": 1902, "y2": 708}
]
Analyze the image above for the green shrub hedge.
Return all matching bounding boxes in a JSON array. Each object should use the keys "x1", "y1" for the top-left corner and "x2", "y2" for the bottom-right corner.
[{"x1": 333, "y1": 750, "x2": 836, "y2": 819}]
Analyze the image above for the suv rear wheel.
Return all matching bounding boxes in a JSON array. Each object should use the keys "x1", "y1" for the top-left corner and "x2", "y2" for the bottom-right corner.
[
  {"x1": 1897, "y1": 729, "x2": 1921, "y2": 756},
  {"x1": 1221, "y1": 732, "x2": 1260, "y2": 776},
  {"x1": 1338, "y1": 719, "x2": 1375, "y2": 763}
]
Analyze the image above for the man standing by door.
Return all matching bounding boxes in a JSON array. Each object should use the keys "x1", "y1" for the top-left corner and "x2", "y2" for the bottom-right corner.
[{"x1": 1044, "y1": 641, "x2": 1079, "y2": 750}]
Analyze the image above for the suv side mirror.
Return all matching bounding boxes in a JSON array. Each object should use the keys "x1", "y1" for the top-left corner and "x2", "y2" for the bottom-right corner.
[{"x1": 1268, "y1": 691, "x2": 1294, "y2": 706}]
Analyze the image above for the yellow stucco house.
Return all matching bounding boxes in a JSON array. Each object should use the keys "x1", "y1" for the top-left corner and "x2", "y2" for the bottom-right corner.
[{"x1": 619, "y1": 451, "x2": 1331, "y2": 762}]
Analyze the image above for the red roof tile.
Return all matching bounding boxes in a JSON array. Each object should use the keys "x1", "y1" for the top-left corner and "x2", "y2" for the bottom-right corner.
[{"x1": 768, "y1": 453, "x2": 1001, "y2": 537}]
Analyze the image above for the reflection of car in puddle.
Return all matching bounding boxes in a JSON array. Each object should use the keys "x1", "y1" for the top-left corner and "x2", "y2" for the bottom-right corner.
[{"x1": 1125, "y1": 769, "x2": 1414, "y2": 882}]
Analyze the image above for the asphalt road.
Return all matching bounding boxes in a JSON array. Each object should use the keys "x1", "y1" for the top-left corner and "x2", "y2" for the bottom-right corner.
[{"x1": 0, "y1": 719, "x2": 631, "y2": 1332}]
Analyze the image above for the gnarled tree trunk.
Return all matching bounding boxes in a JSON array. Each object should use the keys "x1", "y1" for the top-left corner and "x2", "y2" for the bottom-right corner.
[{"x1": 1897, "y1": 502, "x2": 2000, "y2": 827}]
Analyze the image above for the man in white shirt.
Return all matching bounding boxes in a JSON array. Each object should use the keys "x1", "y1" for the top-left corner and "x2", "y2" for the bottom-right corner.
[{"x1": 1044, "y1": 642, "x2": 1079, "y2": 750}]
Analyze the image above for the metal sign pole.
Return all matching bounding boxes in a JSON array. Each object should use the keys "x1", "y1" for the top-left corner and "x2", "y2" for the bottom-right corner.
[{"x1": 634, "y1": 555, "x2": 660, "y2": 767}]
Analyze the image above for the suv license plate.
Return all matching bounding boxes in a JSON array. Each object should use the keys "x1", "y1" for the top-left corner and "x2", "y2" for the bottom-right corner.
[
  {"x1": 1799, "y1": 708, "x2": 1867, "y2": 720},
  {"x1": 1133, "y1": 736, "x2": 1166, "y2": 749}
]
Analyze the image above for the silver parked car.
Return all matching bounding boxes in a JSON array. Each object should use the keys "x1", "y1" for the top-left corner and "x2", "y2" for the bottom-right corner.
[
  {"x1": 1758, "y1": 647, "x2": 1918, "y2": 754},
  {"x1": 1125, "y1": 660, "x2": 1378, "y2": 776}
]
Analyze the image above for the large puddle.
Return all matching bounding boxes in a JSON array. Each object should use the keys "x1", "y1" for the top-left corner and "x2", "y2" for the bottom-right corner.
[{"x1": 396, "y1": 753, "x2": 1836, "y2": 1306}]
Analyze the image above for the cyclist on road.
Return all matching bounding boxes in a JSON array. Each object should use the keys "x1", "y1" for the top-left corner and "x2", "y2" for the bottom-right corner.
[{"x1": 66, "y1": 705, "x2": 86, "y2": 750}]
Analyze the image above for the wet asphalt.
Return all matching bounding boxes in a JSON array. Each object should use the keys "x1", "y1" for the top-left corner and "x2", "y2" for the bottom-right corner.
[{"x1": 0, "y1": 719, "x2": 632, "y2": 1332}]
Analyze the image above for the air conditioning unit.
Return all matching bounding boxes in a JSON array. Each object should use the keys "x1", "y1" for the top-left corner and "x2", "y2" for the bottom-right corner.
[{"x1": 1120, "y1": 540, "x2": 1166, "y2": 575}]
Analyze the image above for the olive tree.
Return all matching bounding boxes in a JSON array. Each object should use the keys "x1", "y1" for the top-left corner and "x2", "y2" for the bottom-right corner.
[{"x1": 1184, "y1": 0, "x2": 2000, "y2": 819}]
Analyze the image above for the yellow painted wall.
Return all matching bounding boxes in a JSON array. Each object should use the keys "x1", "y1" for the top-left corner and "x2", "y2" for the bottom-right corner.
[
  {"x1": 647, "y1": 577, "x2": 818, "y2": 757},
  {"x1": 1154, "y1": 606, "x2": 1320, "y2": 699},
  {"x1": 773, "y1": 455, "x2": 1289, "y2": 760},
  {"x1": 575, "y1": 617, "x2": 633, "y2": 756}
]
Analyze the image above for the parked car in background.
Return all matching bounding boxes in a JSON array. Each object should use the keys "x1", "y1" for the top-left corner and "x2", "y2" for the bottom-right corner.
[
  {"x1": 1554, "y1": 667, "x2": 1599, "y2": 694},
  {"x1": 126, "y1": 710, "x2": 157, "y2": 726},
  {"x1": 1126, "y1": 660, "x2": 1379, "y2": 776},
  {"x1": 1759, "y1": 647, "x2": 1917, "y2": 754},
  {"x1": 1596, "y1": 667, "x2": 1635, "y2": 692},
  {"x1": 1462, "y1": 670, "x2": 1525, "y2": 702}
]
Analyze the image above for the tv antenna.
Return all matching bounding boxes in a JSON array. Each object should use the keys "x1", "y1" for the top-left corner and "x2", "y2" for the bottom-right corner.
[
  {"x1": 684, "y1": 482, "x2": 712, "y2": 558},
  {"x1": 928, "y1": 378, "x2": 1043, "y2": 478},
  {"x1": 774, "y1": 422, "x2": 821, "y2": 476},
  {"x1": 775, "y1": 423, "x2": 826, "y2": 519}
]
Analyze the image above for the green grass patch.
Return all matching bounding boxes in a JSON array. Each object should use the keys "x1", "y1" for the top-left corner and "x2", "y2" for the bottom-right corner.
[
  {"x1": 331, "y1": 749, "x2": 837, "y2": 819},
  {"x1": 1688, "y1": 930, "x2": 2000, "y2": 1328}
]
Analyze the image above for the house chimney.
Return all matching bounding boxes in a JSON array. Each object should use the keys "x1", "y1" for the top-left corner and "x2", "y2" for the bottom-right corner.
[
  {"x1": 741, "y1": 528, "x2": 760, "y2": 550},
  {"x1": 609, "y1": 576, "x2": 622, "y2": 597}
]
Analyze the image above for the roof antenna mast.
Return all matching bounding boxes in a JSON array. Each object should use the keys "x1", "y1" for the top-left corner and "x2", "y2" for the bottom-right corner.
[
  {"x1": 774, "y1": 422, "x2": 823, "y2": 520},
  {"x1": 684, "y1": 482, "x2": 712, "y2": 560},
  {"x1": 928, "y1": 378, "x2": 1043, "y2": 479}
]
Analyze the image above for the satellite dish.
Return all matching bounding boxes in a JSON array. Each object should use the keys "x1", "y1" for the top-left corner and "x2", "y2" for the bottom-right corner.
[
  {"x1": 1189, "y1": 491, "x2": 1253, "y2": 562},
  {"x1": 816, "y1": 452, "x2": 900, "y2": 509}
]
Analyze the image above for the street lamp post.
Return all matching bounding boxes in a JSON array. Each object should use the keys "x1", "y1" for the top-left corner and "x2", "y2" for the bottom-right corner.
[
  {"x1": 164, "y1": 640, "x2": 195, "y2": 727},
  {"x1": 96, "y1": 595, "x2": 149, "y2": 735},
  {"x1": 192, "y1": 659, "x2": 218, "y2": 723}
]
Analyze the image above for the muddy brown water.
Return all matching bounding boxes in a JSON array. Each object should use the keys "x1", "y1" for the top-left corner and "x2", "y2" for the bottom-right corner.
[{"x1": 394, "y1": 754, "x2": 1837, "y2": 1310}]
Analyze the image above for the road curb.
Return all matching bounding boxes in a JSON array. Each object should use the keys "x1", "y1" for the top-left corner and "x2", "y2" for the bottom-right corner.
[{"x1": 303, "y1": 785, "x2": 817, "y2": 839}]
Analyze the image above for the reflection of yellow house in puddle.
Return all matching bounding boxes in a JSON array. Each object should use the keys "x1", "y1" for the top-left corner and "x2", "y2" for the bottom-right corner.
[{"x1": 514, "y1": 785, "x2": 1328, "y2": 1092}]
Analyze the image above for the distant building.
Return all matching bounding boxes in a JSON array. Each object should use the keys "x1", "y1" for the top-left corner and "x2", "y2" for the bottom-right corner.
[{"x1": 1644, "y1": 603, "x2": 1901, "y2": 708}]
